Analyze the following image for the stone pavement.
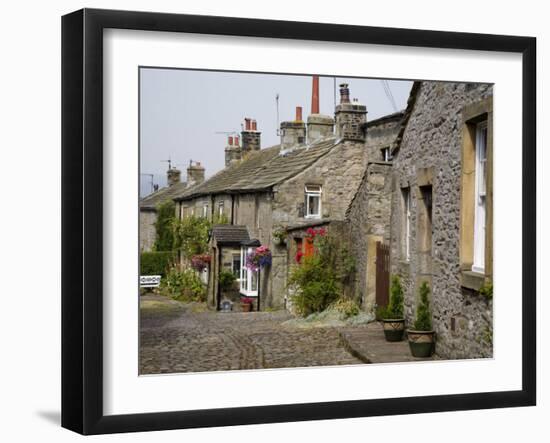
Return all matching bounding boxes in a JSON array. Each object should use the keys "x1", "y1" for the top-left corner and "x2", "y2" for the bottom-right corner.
[
  {"x1": 139, "y1": 295, "x2": 433, "y2": 374},
  {"x1": 339, "y1": 323, "x2": 436, "y2": 364}
]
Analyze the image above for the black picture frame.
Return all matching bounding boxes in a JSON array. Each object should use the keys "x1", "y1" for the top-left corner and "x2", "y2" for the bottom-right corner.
[{"x1": 61, "y1": 8, "x2": 536, "y2": 435}]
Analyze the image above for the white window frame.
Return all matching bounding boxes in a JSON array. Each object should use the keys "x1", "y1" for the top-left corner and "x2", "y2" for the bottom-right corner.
[
  {"x1": 239, "y1": 246, "x2": 258, "y2": 297},
  {"x1": 473, "y1": 121, "x2": 488, "y2": 274},
  {"x1": 382, "y1": 147, "x2": 393, "y2": 162},
  {"x1": 202, "y1": 204, "x2": 209, "y2": 219},
  {"x1": 305, "y1": 184, "x2": 322, "y2": 219},
  {"x1": 218, "y1": 202, "x2": 224, "y2": 219},
  {"x1": 402, "y1": 187, "x2": 411, "y2": 261}
]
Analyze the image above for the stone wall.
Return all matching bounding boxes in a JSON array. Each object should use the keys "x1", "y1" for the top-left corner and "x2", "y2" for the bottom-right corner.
[
  {"x1": 389, "y1": 81, "x2": 493, "y2": 359},
  {"x1": 139, "y1": 210, "x2": 157, "y2": 252},
  {"x1": 347, "y1": 162, "x2": 393, "y2": 311}
]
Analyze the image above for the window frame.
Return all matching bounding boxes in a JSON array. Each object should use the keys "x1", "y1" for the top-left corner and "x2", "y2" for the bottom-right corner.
[
  {"x1": 472, "y1": 120, "x2": 488, "y2": 273},
  {"x1": 402, "y1": 186, "x2": 411, "y2": 261},
  {"x1": 239, "y1": 246, "x2": 258, "y2": 297},
  {"x1": 304, "y1": 184, "x2": 322, "y2": 219}
]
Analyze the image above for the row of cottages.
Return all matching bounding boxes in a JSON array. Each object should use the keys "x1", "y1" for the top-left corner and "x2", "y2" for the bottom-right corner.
[
  {"x1": 172, "y1": 81, "x2": 403, "y2": 311},
  {"x1": 348, "y1": 80, "x2": 493, "y2": 359},
  {"x1": 139, "y1": 161, "x2": 206, "y2": 251}
]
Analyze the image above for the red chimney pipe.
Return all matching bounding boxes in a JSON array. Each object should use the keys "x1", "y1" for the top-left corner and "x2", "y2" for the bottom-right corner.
[
  {"x1": 295, "y1": 106, "x2": 303, "y2": 121},
  {"x1": 245, "y1": 118, "x2": 251, "y2": 130},
  {"x1": 228, "y1": 136, "x2": 233, "y2": 146},
  {"x1": 311, "y1": 75, "x2": 319, "y2": 114},
  {"x1": 251, "y1": 120, "x2": 257, "y2": 131},
  {"x1": 234, "y1": 135, "x2": 239, "y2": 146}
]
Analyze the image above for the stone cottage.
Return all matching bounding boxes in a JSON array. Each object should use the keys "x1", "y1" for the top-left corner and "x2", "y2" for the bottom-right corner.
[
  {"x1": 173, "y1": 79, "x2": 401, "y2": 311},
  {"x1": 139, "y1": 161, "x2": 205, "y2": 251},
  {"x1": 387, "y1": 81, "x2": 493, "y2": 359}
]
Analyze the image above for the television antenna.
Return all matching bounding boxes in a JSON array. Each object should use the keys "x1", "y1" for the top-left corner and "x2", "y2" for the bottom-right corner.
[
  {"x1": 275, "y1": 93, "x2": 280, "y2": 136},
  {"x1": 161, "y1": 157, "x2": 173, "y2": 170}
]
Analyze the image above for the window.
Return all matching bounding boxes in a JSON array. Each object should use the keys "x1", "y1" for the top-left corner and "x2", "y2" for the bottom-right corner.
[
  {"x1": 218, "y1": 201, "x2": 224, "y2": 219},
  {"x1": 202, "y1": 204, "x2": 209, "y2": 219},
  {"x1": 473, "y1": 121, "x2": 487, "y2": 273},
  {"x1": 239, "y1": 247, "x2": 258, "y2": 296},
  {"x1": 382, "y1": 147, "x2": 393, "y2": 162},
  {"x1": 305, "y1": 184, "x2": 322, "y2": 218},
  {"x1": 402, "y1": 187, "x2": 411, "y2": 261},
  {"x1": 232, "y1": 253, "x2": 241, "y2": 278}
]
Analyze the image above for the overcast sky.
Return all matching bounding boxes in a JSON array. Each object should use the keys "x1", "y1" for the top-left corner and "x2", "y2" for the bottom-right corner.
[{"x1": 140, "y1": 68, "x2": 413, "y2": 197}]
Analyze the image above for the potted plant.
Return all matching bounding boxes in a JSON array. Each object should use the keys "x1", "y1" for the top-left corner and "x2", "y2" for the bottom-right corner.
[
  {"x1": 379, "y1": 275, "x2": 405, "y2": 342},
  {"x1": 272, "y1": 226, "x2": 287, "y2": 246},
  {"x1": 240, "y1": 297, "x2": 254, "y2": 312},
  {"x1": 407, "y1": 281, "x2": 435, "y2": 357}
]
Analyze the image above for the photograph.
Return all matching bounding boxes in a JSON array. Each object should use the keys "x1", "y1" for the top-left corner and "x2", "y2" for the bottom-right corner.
[{"x1": 138, "y1": 69, "x2": 493, "y2": 375}]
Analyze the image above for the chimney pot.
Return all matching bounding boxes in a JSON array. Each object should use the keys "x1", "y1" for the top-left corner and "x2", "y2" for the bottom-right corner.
[
  {"x1": 234, "y1": 135, "x2": 239, "y2": 146},
  {"x1": 311, "y1": 76, "x2": 320, "y2": 114},
  {"x1": 295, "y1": 106, "x2": 303, "y2": 122},
  {"x1": 339, "y1": 83, "x2": 350, "y2": 104},
  {"x1": 245, "y1": 118, "x2": 251, "y2": 131},
  {"x1": 228, "y1": 136, "x2": 233, "y2": 146},
  {"x1": 252, "y1": 120, "x2": 257, "y2": 131}
]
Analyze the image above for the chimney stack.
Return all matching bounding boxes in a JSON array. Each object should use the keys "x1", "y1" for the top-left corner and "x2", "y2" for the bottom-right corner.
[
  {"x1": 187, "y1": 161, "x2": 205, "y2": 187},
  {"x1": 225, "y1": 135, "x2": 242, "y2": 167},
  {"x1": 311, "y1": 75, "x2": 320, "y2": 114},
  {"x1": 167, "y1": 167, "x2": 182, "y2": 187},
  {"x1": 307, "y1": 75, "x2": 334, "y2": 143},
  {"x1": 280, "y1": 106, "x2": 306, "y2": 150},
  {"x1": 335, "y1": 83, "x2": 367, "y2": 141},
  {"x1": 241, "y1": 117, "x2": 261, "y2": 152}
]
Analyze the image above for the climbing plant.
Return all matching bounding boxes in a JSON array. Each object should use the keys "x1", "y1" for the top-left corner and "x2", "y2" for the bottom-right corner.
[
  {"x1": 153, "y1": 200, "x2": 176, "y2": 252},
  {"x1": 172, "y1": 215, "x2": 211, "y2": 259}
]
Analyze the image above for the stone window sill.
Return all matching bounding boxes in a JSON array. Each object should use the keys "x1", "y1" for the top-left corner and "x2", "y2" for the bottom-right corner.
[{"x1": 461, "y1": 270, "x2": 486, "y2": 291}]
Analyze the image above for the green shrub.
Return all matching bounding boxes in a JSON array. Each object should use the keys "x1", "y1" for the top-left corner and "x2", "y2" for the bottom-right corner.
[
  {"x1": 288, "y1": 255, "x2": 339, "y2": 316},
  {"x1": 379, "y1": 275, "x2": 404, "y2": 319},
  {"x1": 161, "y1": 267, "x2": 206, "y2": 302},
  {"x1": 140, "y1": 251, "x2": 176, "y2": 277},
  {"x1": 414, "y1": 281, "x2": 433, "y2": 331},
  {"x1": 219, "y1": 270, "x2": 236, "y2": 292},
  {"x1": 173, "y1": 216, "x2": 211, "y2": 259},
  {"x1": 153, "y1": 200, "x2": 176, "y2": 252}
]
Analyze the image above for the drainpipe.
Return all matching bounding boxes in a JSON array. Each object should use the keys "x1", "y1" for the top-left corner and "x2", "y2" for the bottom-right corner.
[
  {"x1": 216, "y1": 246, "x2": 222, "y2": 311},
  {"x1": 257, "y1": 270, "x2": 261, "y2": 312}
]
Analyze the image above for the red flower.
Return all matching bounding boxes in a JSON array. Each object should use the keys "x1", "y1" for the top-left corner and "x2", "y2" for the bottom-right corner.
[{"x1": 295, "y1": 250, "x2": 304, "y2": 263}]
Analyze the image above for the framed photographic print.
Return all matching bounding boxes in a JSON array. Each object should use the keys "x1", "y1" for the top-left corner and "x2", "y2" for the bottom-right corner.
[{"x1": 61, "y1": 8, "x2": 536, "y2": 435}]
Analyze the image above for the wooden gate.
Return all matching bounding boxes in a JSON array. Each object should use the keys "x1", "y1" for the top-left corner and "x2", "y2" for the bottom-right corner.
[{"x1": 375, "y1": 242, "x2": 390, "y2": 308}]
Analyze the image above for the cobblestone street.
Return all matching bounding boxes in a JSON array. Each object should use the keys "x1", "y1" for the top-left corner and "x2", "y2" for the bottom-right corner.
[{"x1": 139, "y1": 295, "x2": 367, "y2": 374}]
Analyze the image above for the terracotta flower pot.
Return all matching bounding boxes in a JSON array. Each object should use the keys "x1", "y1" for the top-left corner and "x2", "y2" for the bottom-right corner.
[
  {"x1": 382, "y1": 319, "x2": 405, "y2": 342},
  {"x1": 241, "y1": 303, "x2": 252, "y2": 312},
  {"x1": 407, "y1": 330, "x2": 435, "y2": 357}
]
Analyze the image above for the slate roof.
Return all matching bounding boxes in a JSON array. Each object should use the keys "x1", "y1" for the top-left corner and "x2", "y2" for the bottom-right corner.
[
  {"x1": 211, "y1": 225, "x2": 251, "y2": 245},
  {"x1": 139, "y1": 182, "x2": 188, "y2": 211},
  {"x1": 174, "y1": 137, "x2": 340, "y2": 201}
]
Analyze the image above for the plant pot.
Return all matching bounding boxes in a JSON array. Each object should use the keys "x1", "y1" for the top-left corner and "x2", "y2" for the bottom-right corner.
[
  {"x1": 273, "y1": 236, "x2": 285, "y2": 246},
  {"x1": 382, "y1": 318, "x2": 405, "y2": 342},
  {"x1": 241, "y1": 303, "x2": 252, "y2": 312},
  {"x1": 407, "y1": 330, "x2": 435, "y2": 357}
]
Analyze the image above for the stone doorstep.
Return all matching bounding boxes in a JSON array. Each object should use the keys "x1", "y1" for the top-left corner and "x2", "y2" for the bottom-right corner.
[{"x1": 338, "y1": 323, "x2": 436, "y2": 364}]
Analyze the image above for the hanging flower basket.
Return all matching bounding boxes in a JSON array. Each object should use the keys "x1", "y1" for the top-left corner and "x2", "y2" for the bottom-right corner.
[
  {"x1": 245, "y1": 245, "x2": 272, "y2": 271},
  {"x1": 191, "y1": 254, "x2": 211, "y2": 272}
]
